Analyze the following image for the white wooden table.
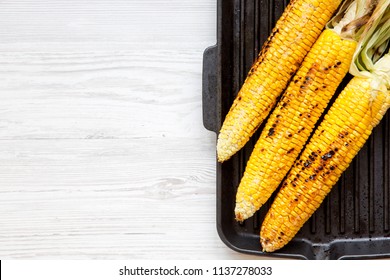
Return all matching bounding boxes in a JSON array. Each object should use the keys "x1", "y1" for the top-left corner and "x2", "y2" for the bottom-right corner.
[{"x1": 0, "y1": 0, "x2": 274, "y2": 260}]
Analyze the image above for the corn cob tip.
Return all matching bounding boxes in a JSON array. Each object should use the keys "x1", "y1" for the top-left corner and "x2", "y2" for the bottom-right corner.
[
  {"x1": 260, "y1": 235, "x2": 281, "y2": 253},
  {"x1": 260, "y1": 237, "x2": 269, "y2": 252},
  {"x1": 260, "y1": 222, "x2": 293, "y2": 252},
  {"x1": 235, "y1": 213, "x2": 243, "y2": 222},
  {"x1": 217, "y1": 153, "x2": 228, "y2": 163},
  {"x1": 234, "y1": 201, "x2": 256, "y2": 222},
  {"x1": 217, "y1": 152, "x2": 227, "y2": 163},
  {"x1": 216, "y1": 136, "x2": 238, "y2": 162},
  {"x1": 234, "y1": 211, "x2": 246, "y2": 222},
  {"x1": 216, "y1": 139, "x2": 228, "y2": 163}
]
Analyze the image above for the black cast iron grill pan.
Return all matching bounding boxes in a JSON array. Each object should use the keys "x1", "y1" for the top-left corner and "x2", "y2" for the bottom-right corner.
[{"x1": 202, "y1": 0, "x2": 390, "y2": 260}]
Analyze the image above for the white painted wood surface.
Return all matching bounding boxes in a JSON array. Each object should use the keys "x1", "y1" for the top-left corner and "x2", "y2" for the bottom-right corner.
[{"x1": 0, "y1": 0, "x2": 273, "y2": 259}]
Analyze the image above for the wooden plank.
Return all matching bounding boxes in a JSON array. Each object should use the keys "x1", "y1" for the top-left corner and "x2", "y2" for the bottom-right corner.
[
  {"x1": 0, "y1": 0, "x2": 216, "y2": 50},
  {"x1": 0, "y1": 138, "x2": 267, "y2": 259},
  {"x1": 0, "y1": 49, "x2": 209, "y2": 139}
]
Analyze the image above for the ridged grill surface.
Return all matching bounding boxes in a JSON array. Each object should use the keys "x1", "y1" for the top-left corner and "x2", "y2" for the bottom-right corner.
[{"x1": 214, "y1": 0, "x2": 390, "y2": 259}]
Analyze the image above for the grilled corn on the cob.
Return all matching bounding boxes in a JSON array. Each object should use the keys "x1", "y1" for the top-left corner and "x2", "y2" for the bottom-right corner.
[
  {"x1": 217, "y1": 0, "x2": 343, "y2": 162},
  {"x1": 260, "y1": 2, "x2": 390, "y2": 252},
  {"x1": 261, "y1": 76, "x2": 389, "y2": 252},
  {"x1": 235, "y1": 0, "x2": 373, "y2": 221}
]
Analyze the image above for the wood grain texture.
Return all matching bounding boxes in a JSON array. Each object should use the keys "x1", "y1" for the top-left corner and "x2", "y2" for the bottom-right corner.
[
  {"x1": 0, "y1": 0, "x2": 271, "y2": 259},
  {"x1": 0, "y1": 0, "x2": 216, "y2": 51},
  {"x1": 0, "y1": 50, "x2": 209, "y2": 140},
  {"x1": 0, "y1": 138, "x2": 218, "y2": 259}
]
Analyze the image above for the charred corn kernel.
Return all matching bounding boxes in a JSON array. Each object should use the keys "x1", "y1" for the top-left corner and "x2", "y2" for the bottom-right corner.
[
  {"x1": 260, "y1": 77, "x2": 390, "y2": 252},
  {"x1": 234, "y1": 29, "x2": 357, "y2": 221},
  {"x1": 216, "y1": 0, "x2": 343, "y2": 162}
]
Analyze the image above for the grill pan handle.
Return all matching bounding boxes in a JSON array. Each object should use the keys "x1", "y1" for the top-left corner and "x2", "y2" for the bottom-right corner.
[{"x1": 202, "y1": 45, "x2": 218, "y2": 133}]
